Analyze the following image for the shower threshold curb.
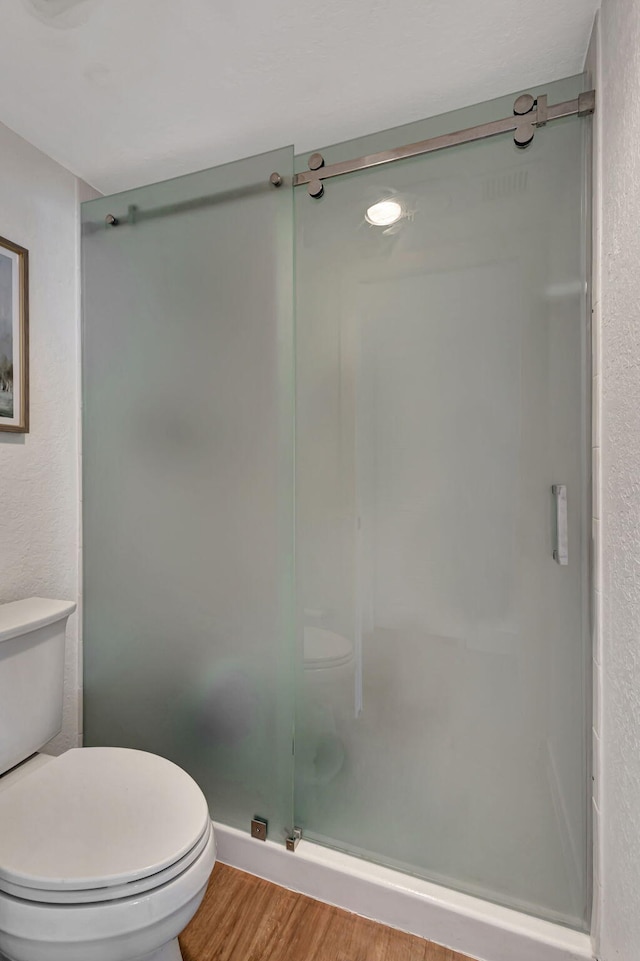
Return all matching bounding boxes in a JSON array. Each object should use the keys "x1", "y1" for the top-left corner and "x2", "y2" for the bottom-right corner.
[{"x1": 213, "y1": 822, "x2": 592, "y2": 961}]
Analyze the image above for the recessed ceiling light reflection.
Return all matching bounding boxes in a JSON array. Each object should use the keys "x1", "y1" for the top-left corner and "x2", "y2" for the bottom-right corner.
[{"x1": 365, "y1": 199, "x2": 403, "y2": 227}]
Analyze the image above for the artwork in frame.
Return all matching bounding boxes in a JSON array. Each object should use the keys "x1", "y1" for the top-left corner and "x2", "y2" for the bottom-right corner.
[{"x1": 0, "y1": 235, "x2": 29, "y2": 433}]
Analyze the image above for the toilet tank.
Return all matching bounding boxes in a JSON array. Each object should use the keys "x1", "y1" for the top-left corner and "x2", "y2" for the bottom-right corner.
[{"x1": 0, "y1": 598, "x2": 76, "y2": 775}]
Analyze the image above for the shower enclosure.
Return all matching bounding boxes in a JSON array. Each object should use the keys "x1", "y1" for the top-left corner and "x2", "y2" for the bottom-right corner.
[{"x1": 82, "y1": 74, "x2": 591, "y2": 931}]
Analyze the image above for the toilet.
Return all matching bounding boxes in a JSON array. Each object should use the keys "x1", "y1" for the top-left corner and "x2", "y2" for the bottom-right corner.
[
  {"x1": 0, "y1": 598, "x2": 216, "y2": 961},
  {"x1": 297, "y1": 626, "x2": 355, "y2": 785},
  {"x1": 302, "y1": 626, "x2": 355, "y2": 721}
]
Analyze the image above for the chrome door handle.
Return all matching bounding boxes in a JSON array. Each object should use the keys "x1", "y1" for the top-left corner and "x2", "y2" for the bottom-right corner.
[{"x1": 552, "y1": 484, "x2": 568, "y2": 565}]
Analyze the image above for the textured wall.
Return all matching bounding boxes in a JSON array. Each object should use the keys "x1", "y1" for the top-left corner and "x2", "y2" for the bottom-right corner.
[
  {"x1": 0, "y1": 121, "x2": 94, "y2": 753},
  {"x1": 598, "y1": 0, "x2": 640, "y2": 958}
]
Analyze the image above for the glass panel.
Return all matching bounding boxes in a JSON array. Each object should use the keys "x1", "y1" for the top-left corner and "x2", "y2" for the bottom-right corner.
[
  {"x1": 294, "y1": 77, "x2": 590, "y2": 928},
  {"x1": 82, "y1": 148, "x2": 295, "y2": 841}
]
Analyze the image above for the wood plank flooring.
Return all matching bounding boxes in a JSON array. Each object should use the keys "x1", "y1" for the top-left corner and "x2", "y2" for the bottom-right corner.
[{"x1": 180, "y1": 863, "x2": 478, "y2": 961}]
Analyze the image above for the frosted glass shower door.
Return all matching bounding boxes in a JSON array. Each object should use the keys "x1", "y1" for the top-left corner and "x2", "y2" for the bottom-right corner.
[
  {"x1": 295, "y1": 76, "x2": 590, "y2": 928},
  {"x1": 82, "y1": 148, "x2": 295, "y2": 841}
]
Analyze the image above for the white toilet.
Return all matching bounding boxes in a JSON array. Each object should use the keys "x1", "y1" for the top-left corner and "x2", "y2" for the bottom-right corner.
[
  {"x1": 297, "y1": 627, "x2": 355, "y2": 785},
  {"x1": 303, "y1": 626, "x2": 355, "y2": 715},
  {"x1": 0, "y1": 598, "x2": 216, "y2": 961}
]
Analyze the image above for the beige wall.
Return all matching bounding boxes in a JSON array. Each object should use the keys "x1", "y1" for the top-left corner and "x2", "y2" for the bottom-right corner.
[
  {"x1": 593, "y1": 0, "x2": 640, "y2": 958},
  {"x1": 0, "y1": 119, "x2": 98, "y2": 753}
]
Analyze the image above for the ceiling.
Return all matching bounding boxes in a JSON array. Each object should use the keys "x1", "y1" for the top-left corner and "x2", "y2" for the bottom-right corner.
[{"x1": 0, "y1": 0, "x2": 598, "y2": 194}]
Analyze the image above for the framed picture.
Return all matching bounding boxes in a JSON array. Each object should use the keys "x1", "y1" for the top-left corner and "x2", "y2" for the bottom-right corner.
[{"x1": 0, "y1": 235, "x2": 29, "y2": 433}]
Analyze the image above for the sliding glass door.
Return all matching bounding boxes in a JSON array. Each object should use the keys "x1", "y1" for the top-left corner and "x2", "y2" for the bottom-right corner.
[
  {"x1": 294, "y1": 75, "x2": 590, "y2": 928},
  {"x1": 82, "y1": 148, "x2": 296, "y2": 843}
]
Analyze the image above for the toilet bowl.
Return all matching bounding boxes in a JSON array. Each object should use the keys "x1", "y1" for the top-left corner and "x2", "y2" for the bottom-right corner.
[
  {"x1": 0, "y1": 599, "x2": 216, "y2": 961},
  {"x1": 297, "y1": 627, "x2": 355, "y2": 785},
  {"x1": 303, "y1": 626, "x2": 354, "y2": 682},
  {"x1": 0, "y1": 748, "x2": 216, "y2": 961}
]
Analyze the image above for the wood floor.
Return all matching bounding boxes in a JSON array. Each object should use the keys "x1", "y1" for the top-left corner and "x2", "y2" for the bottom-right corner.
[{"x1": 180, "y1": 862, "x2": 477, "y2": 961}]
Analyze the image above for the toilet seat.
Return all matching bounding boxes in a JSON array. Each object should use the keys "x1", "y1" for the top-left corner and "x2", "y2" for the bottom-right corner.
[
  {"x1": 303, "y1": 627, "x2": 354, "y2": 670},
  {"x1": 0, "y1": 747, "x2": 211, "y2": 904},
  {"x1": 0, "y1": 820, "x2": 213, "y2": 904}
]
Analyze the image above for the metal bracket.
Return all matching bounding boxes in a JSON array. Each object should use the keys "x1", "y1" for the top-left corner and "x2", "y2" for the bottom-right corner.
[
  {"x1": 513, "y1": 120, "x2": 535, "y2": 149},
  {"x1": 578, "y1": 89, "x2": 596, "y2": 117},
  {"x1": 513, "y1": 93, "x2": 537, "y2": 148},
  {"x1": 512, "y1": 93, "x2": 553, "y2": 148},
  {"x1": 307, "y1": 153, "x2": 325, "y2": 198},
  {"x1": 513, "y1": 93, "x2": 536, "y2": 116},
  {"x1": 285, "y1": 827, "x2": 303, "y2": 851},
  {"x1": 536, "y1": 94, "x2": 548, "y2": 127},
  {"x1": 251, "y1": 817, "x2": 268, "y2": 841}
]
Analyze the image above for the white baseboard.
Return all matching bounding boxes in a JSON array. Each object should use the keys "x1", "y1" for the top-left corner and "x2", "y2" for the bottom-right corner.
[{"x1": 213, "y1": 822, "x2": 593, "y2": 961}]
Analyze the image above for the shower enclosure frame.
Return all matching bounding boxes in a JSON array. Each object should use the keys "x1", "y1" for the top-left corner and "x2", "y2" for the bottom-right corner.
[{"x1": 80, "y1": 74, "x2": 596, "y2": 961}]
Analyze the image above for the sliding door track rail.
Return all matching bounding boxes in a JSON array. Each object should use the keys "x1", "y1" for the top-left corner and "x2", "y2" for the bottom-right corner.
[{"x1": 291, "y1": 90, "x2": 595, "y2": 198}]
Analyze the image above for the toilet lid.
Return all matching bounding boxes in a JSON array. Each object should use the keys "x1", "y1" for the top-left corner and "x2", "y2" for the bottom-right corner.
[{"x1": 0, "y1": 747, "x2": 210, "y2": 893}]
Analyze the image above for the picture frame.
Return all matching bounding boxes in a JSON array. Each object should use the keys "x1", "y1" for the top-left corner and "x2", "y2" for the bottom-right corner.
[{"x1": 0, "y1": 234, "x2": 29, "y2": 433}]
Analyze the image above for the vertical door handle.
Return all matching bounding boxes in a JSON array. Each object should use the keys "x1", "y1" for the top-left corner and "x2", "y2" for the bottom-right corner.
[{"x1": 552, "y1": 484, "x2": 568, "y2": 565}]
